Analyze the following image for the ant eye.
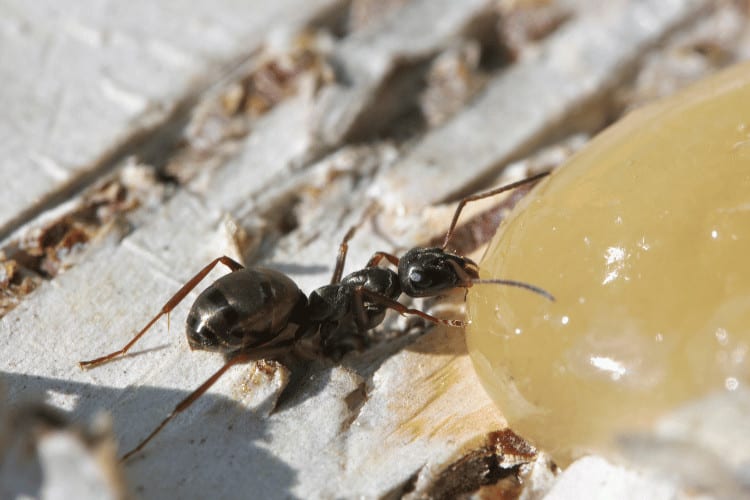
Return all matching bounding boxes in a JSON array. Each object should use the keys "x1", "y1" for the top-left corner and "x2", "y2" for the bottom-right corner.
[{"x1": 409, "y1": 269, "x2": 431, "y2": 287}]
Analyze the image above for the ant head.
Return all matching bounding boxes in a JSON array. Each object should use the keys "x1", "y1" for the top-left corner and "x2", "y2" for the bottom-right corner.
[{"x1": 398, "y1": 247, "x2": 479, "y2": 297}]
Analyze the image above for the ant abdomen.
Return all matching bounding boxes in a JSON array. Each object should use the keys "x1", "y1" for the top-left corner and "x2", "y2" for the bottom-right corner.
[{"x1": 186, "y1": 267, "x2": 306, "y2": 352}]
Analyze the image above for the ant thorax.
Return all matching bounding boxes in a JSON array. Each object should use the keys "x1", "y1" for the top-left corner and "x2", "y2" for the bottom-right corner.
[{"x1": 307, "y1": 267, "x2": 400, "y2": 360}]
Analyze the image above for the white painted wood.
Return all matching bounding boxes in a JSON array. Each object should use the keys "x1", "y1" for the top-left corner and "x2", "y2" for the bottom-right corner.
[
  {"x1": 373, "y1": 0, "x2": 710, "y2": 209},
  {"x1": 0, "y1": 0, "x2": 345, "y2": 236},
  {"x1": 1, "y1": 0, "x2": 748, "y2": 498}
]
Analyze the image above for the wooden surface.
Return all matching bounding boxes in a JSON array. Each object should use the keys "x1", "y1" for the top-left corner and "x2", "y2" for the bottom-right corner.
[{"x1": 1, "y1": 0, "x2": 749, "y2": 498}]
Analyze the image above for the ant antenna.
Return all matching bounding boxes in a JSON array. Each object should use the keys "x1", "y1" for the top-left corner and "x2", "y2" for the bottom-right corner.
[
  {"x1": 441, "y1": 171, "x2": 550, "y2": 251},
  {"x1": 445, "y1": 258, "x2": 555, "y2": 302},
  {"x1": 473, "y1": 278, "x2": 555, "y2": 302}
]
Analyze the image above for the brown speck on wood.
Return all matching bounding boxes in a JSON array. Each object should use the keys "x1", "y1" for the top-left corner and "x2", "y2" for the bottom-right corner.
[{"x1": 416, "y1": 430, "x2": 537, "y2": 499}]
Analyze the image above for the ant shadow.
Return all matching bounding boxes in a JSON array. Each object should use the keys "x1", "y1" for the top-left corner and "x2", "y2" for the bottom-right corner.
[
  {"x1": 332, "y1": 314, "x2": 470, "y2": 403},
  {"x1": 0, "y1": 296, "x2": 470, "y2": 499},
  {"x1": 1, "y1": 370, "x2": 299, "y2": 500}
]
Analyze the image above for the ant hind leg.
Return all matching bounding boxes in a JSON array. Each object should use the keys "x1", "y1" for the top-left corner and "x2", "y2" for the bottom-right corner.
[
  {"x1": 79, "y1": 256, "x2": 244, "y2": 369},
  {"x1": 120, "y1": 343, "x2": 292, "y2": 461}
]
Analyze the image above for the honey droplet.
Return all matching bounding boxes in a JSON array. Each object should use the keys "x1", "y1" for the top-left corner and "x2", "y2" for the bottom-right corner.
[{"x1": 467, "y1": 62, "x2": 750, "y2": 464}]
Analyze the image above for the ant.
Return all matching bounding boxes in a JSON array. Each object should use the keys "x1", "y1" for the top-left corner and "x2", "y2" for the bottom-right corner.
[{"x1": 79, "y1": 171, "x2": 552, "y2": 461}]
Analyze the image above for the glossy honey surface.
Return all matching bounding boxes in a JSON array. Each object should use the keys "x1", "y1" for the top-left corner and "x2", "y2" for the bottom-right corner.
[{"x1": 466, "y1": 62, "x2": 750, "y2": 463}]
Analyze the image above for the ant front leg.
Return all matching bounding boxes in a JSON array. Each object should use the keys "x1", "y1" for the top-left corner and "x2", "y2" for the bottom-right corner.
[
  {"x1": 354, "y1": 288, "x2": 465, "y2": 327},
  {"x1": 79, "y1": 256, "x2": 244, "y2": 369},
  {"x1": 442, "y1": 171, "x2": 550, "y2": 250}
]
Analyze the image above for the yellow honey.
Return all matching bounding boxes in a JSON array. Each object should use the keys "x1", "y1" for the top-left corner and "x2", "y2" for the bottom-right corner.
[{"x1": 466, "y1": 62, "x2": 750, "y2": 464}]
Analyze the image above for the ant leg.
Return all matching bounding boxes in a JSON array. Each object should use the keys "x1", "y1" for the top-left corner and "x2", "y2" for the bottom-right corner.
[
  {"x1": 355, "y1": 287, "x2": 465, "y2": 327},
  {"x1": 331, "y1": 204, "x2": 379, "y2": 284},
  {"x1": 120, "y1": 343, "x2": 292, "y2": 461},
  {"x1": 442, "y1": 171, "x2": 550, "y2": 250},
  {"x1": 366, "y1": 251, "x2": 399, "y2": 268},
  {"x1": 79, "y1": 256, "x2": 244, "y2": 369},
  {"x1": 330, "y1": 225, "x2": 358, "y2": 285}
]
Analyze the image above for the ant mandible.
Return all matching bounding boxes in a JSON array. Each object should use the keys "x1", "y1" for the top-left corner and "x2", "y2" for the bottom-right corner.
[{"x1": 78, "y1": 171, "x2": 552, "y2": 461}]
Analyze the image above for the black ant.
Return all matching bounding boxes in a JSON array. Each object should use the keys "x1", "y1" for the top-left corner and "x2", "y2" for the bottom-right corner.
[{"x1": 79, "y1": 171, "x2": 552, "y2": 461}]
